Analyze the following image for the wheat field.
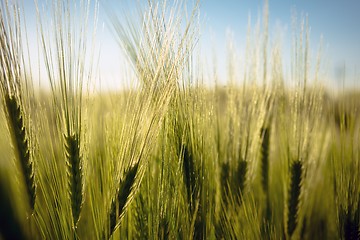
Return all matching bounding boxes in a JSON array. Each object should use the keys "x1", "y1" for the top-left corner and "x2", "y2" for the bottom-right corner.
[{"x1": 0, "y1": 0, "x2": 359, "y2": 239}]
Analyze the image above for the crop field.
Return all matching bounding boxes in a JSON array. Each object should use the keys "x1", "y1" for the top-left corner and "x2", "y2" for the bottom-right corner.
[{"x1": 0, "y1": 0, "x2": 359, "y2": 239}]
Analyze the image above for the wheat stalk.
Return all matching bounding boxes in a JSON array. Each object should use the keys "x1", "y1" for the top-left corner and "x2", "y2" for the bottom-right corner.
[
  {"x1": 182, "y1": 144, "x2": 197, "y2": 213},
  {"x1": 117, "y1": 163, "x2": 138, "y2": 217},
  {"x1": 35, "y1": 0, "x2": 98, "y2": 232},
  {"x1": 0, "y1": 4, "x2": 36, "y2": 212},
  {"x1": 260, "y1": 127, "x2": 270, "y2": 194},
  {"x1": 65, "y1": 133, "x2": 83, "y2": 227},
  {"x1": 234, "y1": 159, "x2": 247, "y2": 203},
  {"x1": 287, "y1": 160, "x2": 302, "y2": 237},
  {"x1": 260, "y1": 127, "x2": 272, "y2": 237},
  {"x1": 220, "y1": 162, "x2": 231, "y2": 203},
  {"x1": 4, "y1": 95, "x2": 36, "y2": 211},
  {"x1": 106, "y1": 162, "x2": 139, "y2": 238},
  {"x1": 181, "y1": 142, "x2": 205, "y2": 239}
]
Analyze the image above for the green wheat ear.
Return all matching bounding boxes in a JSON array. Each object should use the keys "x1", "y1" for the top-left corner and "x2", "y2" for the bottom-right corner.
[
  {"x1": 65, "y1": 133, "x2": 83, "y2": 227},
  {"x1": 260, "y1": 127, "x2": 270, "y2": 194},
  {"x1": 234, "y1": 159, "x2": 247, "y2": 201},
  {"x1": 182, "y1": 144, "x2": 197, "y2": 212},
  {"x1": 5, "y1": 95, "x2": 36, "y2": 211},
  {"x1": 117, "y1": 162, "x2": 139, "y2": 217},
  {"x1": 220, "y1": 162, "x2": 231, "y2": 201},
  {"x1": 107, "y1": 162, "x2": 139, "y2": 237},
  {"x1": 287, "y1": 160, "x2": 302, "y2": 237},
  {"x1": 260, "y1": 127, "x2": 271, "y2": 236}
]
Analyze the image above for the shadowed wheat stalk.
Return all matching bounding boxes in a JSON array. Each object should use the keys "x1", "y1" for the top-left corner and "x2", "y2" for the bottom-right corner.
[
  {"x1": 65, "y1": 133, "x2": 83, "y2": 226},
  {"x1": 260, "y1": 127, "x2": 271, "y2": 237},
  {"x1": 181, "y1": 139, "x2": 204, "y2": 239},
  {"x1": 287, "y1": 160, "x2": 302, "y2": 238},
  {"x1": 234, "y1": 159, "x2": 248, "y2": 203},
  {"x1": 220, "y1": 162, "x2": 231, "y2": 201},
  {"x1": 260, "y1": 127, "x2": 270, "y2": 195},
  {"x1": 4, "y1": 96, "x2": 36, "y2": 210},
  {"x1": 117, "y1": 163, "x2": 139, "y2": 219},
  {"x1": 182, "y1": 143, "x2": 197, "y2": 213},
  {"x1": 106, "y1": 162, "x2": 139, "y2": 238}
]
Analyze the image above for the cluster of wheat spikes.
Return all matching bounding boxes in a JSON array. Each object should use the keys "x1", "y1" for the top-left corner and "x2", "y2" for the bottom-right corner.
[
  {"x1": 0, "y1": 0, "x2": 195, "y2": 238},
  {"x1": 1, "y1": 0, "x2": 360, "y2": 239}
]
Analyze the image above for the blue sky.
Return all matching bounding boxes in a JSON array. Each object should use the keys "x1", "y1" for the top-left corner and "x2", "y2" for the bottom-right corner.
[
  {"x1": 21, "y1": 0, "x2": 360, "y2": 89},
  {"x1": 200, "y1": 0, "x2": 360, "y2": 87}
]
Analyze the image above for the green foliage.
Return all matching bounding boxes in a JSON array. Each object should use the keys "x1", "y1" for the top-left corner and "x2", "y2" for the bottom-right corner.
[{"x1": 1, "y1": 0, "x2": 360, "y2": 240}]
